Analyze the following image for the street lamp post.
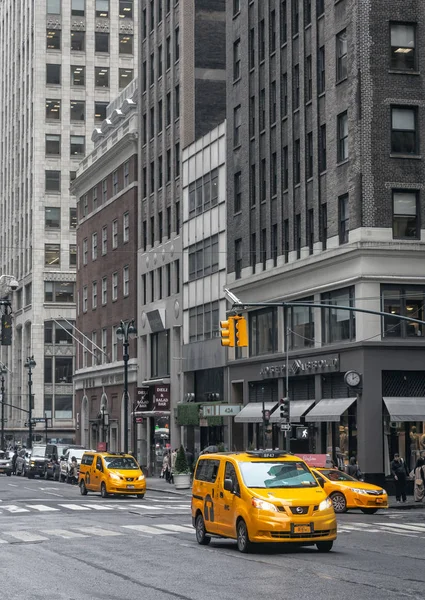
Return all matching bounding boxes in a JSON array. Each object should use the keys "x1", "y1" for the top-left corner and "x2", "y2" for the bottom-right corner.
[
  {"x1": 0, "y1": 364, "x2": 7, "y2": 450},
  {"x1": 24, "y1": 356, "x2": 36, "y2": 449},
  {"x1": 116, "y1": 320, "x2": 137, "y2": 454}
]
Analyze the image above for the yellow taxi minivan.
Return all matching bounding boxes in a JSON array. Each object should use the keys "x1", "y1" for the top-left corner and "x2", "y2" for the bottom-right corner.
[
  {"x1": 78, "y1": 452, "x2": 146, "y2": 498},
  {"x1": 191, "y1": 450, "x2": 336, "y2": 553}
]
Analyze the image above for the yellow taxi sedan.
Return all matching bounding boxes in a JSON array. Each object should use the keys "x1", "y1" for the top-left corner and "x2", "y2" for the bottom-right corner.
[{"x1": 311, "y1": 468, "x2": 388, "y2": 514}]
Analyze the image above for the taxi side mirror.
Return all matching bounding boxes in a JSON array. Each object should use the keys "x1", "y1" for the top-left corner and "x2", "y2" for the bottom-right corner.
[{"x1": 224, "y1": 478, "x2": 233, "y2": 492}]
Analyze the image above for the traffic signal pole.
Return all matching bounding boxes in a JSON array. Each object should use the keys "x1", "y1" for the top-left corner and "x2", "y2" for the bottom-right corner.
[{"x1": 285, "y1": 327, "x2": 290, "y2": 453}]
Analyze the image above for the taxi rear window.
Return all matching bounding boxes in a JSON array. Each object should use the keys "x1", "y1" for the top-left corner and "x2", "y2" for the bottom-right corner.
[{"x1": 194, "y1": 459, "x2": 220, "y2": 483}]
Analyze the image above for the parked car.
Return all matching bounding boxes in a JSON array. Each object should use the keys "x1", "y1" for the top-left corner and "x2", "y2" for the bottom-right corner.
[
  {"x1": 60, "y1": 448, "x2": 91, "y2": 483},
  {"x1": 43, "y1": 444, "x2": 70, "y2": 480},
  {"x1": 15, "y1": 449, "x2": 31, "y2": 476},
  {"x1": 0, "y1": 450, "x2": 13, "y2": 476},
  {"x1": 27, "y1": 445, "x2": 48, "y2": 478}
]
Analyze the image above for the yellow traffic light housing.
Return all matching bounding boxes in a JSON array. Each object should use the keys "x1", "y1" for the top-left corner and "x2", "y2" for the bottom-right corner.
[
  {"x1": 235, "y1": 316, "x2": 248, "y2": 347},
  {"x1": 220, "y1": 317, "x2": 236, "y2": 347}
]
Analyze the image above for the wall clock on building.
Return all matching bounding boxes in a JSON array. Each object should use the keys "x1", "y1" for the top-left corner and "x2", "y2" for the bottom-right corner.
[{"x1": 344, "y1": 370, "x2": 362, "y2": 389}]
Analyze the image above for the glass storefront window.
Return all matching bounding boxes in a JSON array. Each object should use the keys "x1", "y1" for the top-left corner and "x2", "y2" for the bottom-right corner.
[
  {"x1": 151, "y1": 330, "x2": 169, "y2": 378},
  {"x1": 382, "y1": 285, "x2": 425, "y2": 338},
  {"x1": 249, "y1": 307, "x2": 278, "y2": 356},
  {"x1": 322, "y1": 286, "x2": 355, "y2": 344},
  {"x1": 287, "y1": 298, "x2": 314, "y2": 349}
]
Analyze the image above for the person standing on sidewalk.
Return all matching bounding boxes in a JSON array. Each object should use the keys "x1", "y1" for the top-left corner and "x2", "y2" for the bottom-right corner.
[
  {"x1": 413, "y1": 456, "x2": 425, "y2": 503},
  {"x1": 391, "y1": 453, "x2": 409, "y2": 503}
]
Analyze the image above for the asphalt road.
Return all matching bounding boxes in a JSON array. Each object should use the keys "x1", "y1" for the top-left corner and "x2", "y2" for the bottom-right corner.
[{"x1": 1, "y1": 475, "x2": 425, "y2": 600}]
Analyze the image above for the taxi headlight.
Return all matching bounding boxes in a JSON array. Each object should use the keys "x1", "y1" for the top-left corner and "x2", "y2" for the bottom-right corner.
[
  {"x1": 137, "y1": 474, "x2": 145, "y2": 481},
  {"x1": 350, "y1": 488, "x2": 368, "y2": 495},
  {"x1": 251, "y1": 497, "x2": 278, "y2": 512},
  {"x1": 108, "y1": 472, "x2": 121, "y2": 480},
  {"x1": 318, "y1": 498, "x2": 333, "y2": 511}
]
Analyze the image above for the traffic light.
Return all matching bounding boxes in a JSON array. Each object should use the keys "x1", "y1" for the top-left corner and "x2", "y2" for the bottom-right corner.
[
  {"x1": 235, "y1": 316, "x2": 248, "y2": 347},
  {"x1": 279, "y1": 397, "x2": 290, "y2": 421},
  {"x1": 220, "y1": 317, "x2": 236, "y2": 347},
  {"x1": 1, "y1": 314, "x2": 12, "y2": 346}
]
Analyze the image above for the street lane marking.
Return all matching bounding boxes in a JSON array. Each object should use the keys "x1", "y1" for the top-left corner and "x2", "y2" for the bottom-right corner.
[
  {"x1": 58, "y1": 504, "x2": 90, "y2": 511},
  {"x1": 154, "y1": 524, "x2": 195, "y2": 534},
  {"x1": 128, "y1": 504, "x2": 162, "y2": 510},
  {"x1": 73, "y1": 527, "x2": 122, "y2": 537},
  {"x1": 2, "y1": 505, "x2": 30, "y2": 513},
  {"x1": 122, "y1": 525, "x2": 174, "y2": 535},
  {"x1": 81, "y1": 504, "x2": 114, "y2": 511},
  {"x1": 376, "y1": 523, "x2": 425, "y2": 532},
  {"x1": 378, "y1": 528, "x2": 417, "y2": 538},
  {"x1": 25, "y1": 505, "x2": 60, "y2": 512},
  {"x1": 5, "y1": 531, "x2": 48, "y2": 542},
  {"x1": 7, "y1": 483, "x2": 18, "y2": 487},
  {"x1": 42, "y1": 529, "x2": 88, "y2": 539}
]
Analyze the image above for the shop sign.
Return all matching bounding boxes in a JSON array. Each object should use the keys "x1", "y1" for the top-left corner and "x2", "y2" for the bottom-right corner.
[
  {"x1": 260, "y1": 355, "x2": 339, "y2": 378},
  {"x1": 201, "y1": 404, "x2": 242, "y2": 417},
  {"x1": 134, "y1": 386, "x2": 151, "y2": 412},
  {"x1": 153, "y1": 384, "x2": 170, "y2": 411}
]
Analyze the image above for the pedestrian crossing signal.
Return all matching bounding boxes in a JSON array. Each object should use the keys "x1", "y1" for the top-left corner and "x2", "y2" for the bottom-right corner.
[
  {"x1": 220, "y1": 317, "x2": 236, "y2": 347},
  {"x1": 235, "y1": 316, "x2": 248, "y2": 347}
]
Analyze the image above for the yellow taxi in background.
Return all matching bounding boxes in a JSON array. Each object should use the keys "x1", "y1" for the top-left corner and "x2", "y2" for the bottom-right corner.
[
  {"x1": 191, "y1": 450, "x2": 336, "y2": 553},
  {"x1": 311, "y1": 468, "x2": 388, "y2": 514},
  {"x1": 79, "y1": 452, "x2": 146, "y2": 498}
]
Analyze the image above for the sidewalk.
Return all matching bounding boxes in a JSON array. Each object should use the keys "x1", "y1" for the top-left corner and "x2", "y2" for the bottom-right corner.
[{"x1": 388, "y1": 496, "x2": 425, "y2": 510}]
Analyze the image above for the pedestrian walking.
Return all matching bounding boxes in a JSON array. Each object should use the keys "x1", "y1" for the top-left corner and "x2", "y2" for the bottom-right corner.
[
  {"x1": 390, "y1": 453, "x2": 409, "y2": 503},
  {"x1": 169, "y1": 448, "x2": 177, "y2": 484},
  {"x1": 11, "y1": 448, "x2": 18, "y2": 475},
  {"x1": 161, "y1": 450, "x2": 170, "y2": 480},
  {"x1": 412, "y1": 457, "x2": 425, "y2": 503},
  {"x1": 346, "y1": 456, "x2": 363, "y2": 480}
]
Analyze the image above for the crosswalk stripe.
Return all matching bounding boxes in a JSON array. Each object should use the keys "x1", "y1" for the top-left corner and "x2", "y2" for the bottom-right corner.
[
  {"x1": 377, "y1": 523, "x2": 425, "y2": 533},
  {"x1": 81, "y1": 504, "x2": 114, "y2": 511},
  {"x1": 5, "y1": 531, "x2": 48, "y2": 542},
  {"x1": 73, "y1": 527, "x2": 122, "y2": 537},
  {"x1": 25, "y1": 505, "x2": 59, "y2": 512},
  {"x1": 58, "y1": 504, "x2": 90, "y2": 511},
  {"x1": 129, "y1": 504, "x2": 162, "y2": 510},
  {"x1": 41, "y1": 529, "x2": 88, "y2": 539},
  {"x1": 122, "y1": 524, "x2": 174, "y2": 535},
  {"x1": 2, "y1": 505, "x2": 30, "y2": 513},
  {"x1": 0, "y1": 539, "x2": 8, "y2": 544},
  {"x1": 154, "y1": 524, "x2": 195, "y2": 534},
  {"x1": 379, "y1": 528, "x2": 417, "y2": 538}
]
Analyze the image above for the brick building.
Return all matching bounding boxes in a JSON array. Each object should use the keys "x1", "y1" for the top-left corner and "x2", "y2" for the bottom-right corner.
[{"x1": 225, "y1": 0, "x2": 425, "y2": 484}]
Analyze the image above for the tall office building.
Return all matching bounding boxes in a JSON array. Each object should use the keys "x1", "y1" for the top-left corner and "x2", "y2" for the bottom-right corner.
[
  {"x1": 0, "y1": 0, "x2": 137, "y2": 445},
  {"x1": 225, "y1": 0, "x2": 425, "y2": 483},
  {"x1": 137, "y1": 0, "x2": 226, "y2": 471}
]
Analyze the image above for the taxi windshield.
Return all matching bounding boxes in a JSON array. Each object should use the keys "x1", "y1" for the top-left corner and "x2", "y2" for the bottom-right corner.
[
  {"x1": 103, "y1": 456, "x2": 139, "y2": 470},
  {"x1": 320, "y1": 469, "x2": 357, "y2": 482},
  {"x1": 239, "y1": 461, "x2": 318, "y2": 489}
]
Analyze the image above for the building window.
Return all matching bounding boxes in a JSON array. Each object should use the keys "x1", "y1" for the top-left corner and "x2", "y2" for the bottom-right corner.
[
  {"x1": 305, "y1": 55, "x2": 312, "y2": 102},
  {"x1": 70, "y1": 245, "x2": 77, "y2": 268},
  {"x1": 337, "y1": 111, "x2": 348, "y2": 162},
  {"x1": 250, "y1": 164, "x2": 256, "y2": 206},
  {"x1": 113, "y1": 170, "x2": 119, "y2": 195},
  {"x1": 292, "y1": 0, "x2": 299, "y2": 35},
  {"x1": 233, "y1": 0, "x2": 240, "y2": 15},
  {"x1": 393, "y1": 190, "x2": 419, "y2": 239},
  {"x1": 175, "y1": 27, "x2": 180, "y2": 61},
  {"x1": 46, "y1": 64, "x2": 61, "y2": 85},
  {"x1": 83, "y1": 286, "x2": 88, "y2": 312},
  {"x1": 281, "y1": 0, "x2": 287, "y2": 42},
  {"x1": 295, "y1": 214, "x2": 301, "y2": 259},
  {"x1": 95, "y1": 67, "x2": 109, "y2": 87},
  {"x1": 284, "y1": 219, "x2": 289, "y2": 262},
  {"x1": 235, "y1": 238, "x2": 242, "y2": 279},
  {"x1": 282, "y1": 73, "x2": 288, "y2": 116},
  {"x1": 70, "y1": 100, "x2": 85, "y2": 121},
  {"x1": 102, "y1": 329, "x2": 107, "y2": 364},
  {"x1": 71, "y1": 31, "x2": 85, "y2": 51},
  {"x1": 307, "y1": 208, "x2": 314, "y2": 254},
  {"x1": 46, "y1": 99, "x2": 61, "y2": 120},
  {"x1": 270, "y1": 8, "x2": 276, "y2": 52},
  {"x1": 119, "y1": 34, "x2": 133, "y2": 54},
  {"x1": 390, "y1": 23, "x2": 416, "y2": 71},
  {"x1": 306, "y1": 131, "x2": 313, "y2": 179},
  {"x1": 112, "y1": 219, "x2": 118, "y2": 249},
  {"x1": 95, "y1": 101, "x2": 108, "y2": 122},
  {"x1": 271, "y1": 152, "x2": 277, "y2": 196},
  {"x1": 270, "y1": 81, "x2": 277, "y2": 124},
  {"x1": 112, "y1": 272, "x2": 118, "y2": 301},
  {"x1": 92, "y1": 281, "x2": 97, "y2": 309},
  {"x1": 322, "y1": 287, "x2": 356, "y2": 344},
  {"x1": 234, "y1": 171, "x2": 242, "y2": 213},
  {"x1": 234, "y1": 105, "x2": 241, "y2": 147},
  {"x1": 92, "y1": 232, "x2": 98, "y2": 260},
  {"x1": 95, "y1": 32, "x2": 109, "y2": 53},
  {"x1": 102, "y1": 179, "x2": 108, "y2": 202},
  {"x1": 175, "y1": 259, "x2": 180, "y2": 294},
  {"x1": 272, "y1": 223, "x2": 278, "y2": 266},
  {"x1": 250, "y1": 233, "x2": 256, "y2": 273},
  {"x1": 72, "y1": 0, "x2": 85, "y2": 16},
  {"x1": 46, "y1": 134, "x2": 60, "y2": 155},
  {"x1": 381, "y1": 285, "x2": 425, "y2": 338},
  {"x1": 96, "y1": 0, "x2": 109, "y2": 18},
  {"x1": 119, "y1": 68, "x2": 133, "y2": 89},
  {"x1": 176, "y1": 201, "x2": 180, "y2": 235},
  {"x1": 283, "y1": 146, "x2": 288, "y2": 190},
  {"x1": 119, "y1": 0, "x2": 133, "y2": 19},
  {"x1": 249, "y1": 308, "x2": 278, "y2": 356},
  {"x1": 47, "y1": 30, "x2": 61, "y2": 50},
  {"x1": 45, "y1": 170, "x2": 60, "y2": 192},
  {"x1": 188, "y1": 301, "x2": 220, "y2": 342},
  {"x1": 151, "y1": 331, "x2": 169, "y2": 378},
  {"x1": 293, "y1": 64, "x2": 300, "y2": 109},
  {"x1": 317, "y1": 0, "x2": 324, "y2": 16},
  {"x1": 175, "y1": 84, "x2": 180, "y2": 118},
  {"x1": 70, "y1": 135, "x2": 85, "y2": 156},
  {"x1": 287, "y1": 298, "x2": 315, "y2": 349},
  {"x1": 260, "y1": 158, "x2": 266, "y2": 201},
  {"x1": 102, "y1": 277, "x2": 107, "y2": 305},
  {"x1": 47, "y1": 0, "x2": 61, "y2": 13},
  {"x1": 188, "y1": 235, "x2": 219, "y2": 281},
  {"x1": 102, "y1": 226, "x2": 107, "y2": 254},
  {"x1": 83, "y1": 238, "x2": 88, "y2": 265},
  {"x1": 124, "y1": 161, "x2": 130, "y2": 187},
  {"x1": 319, "y1": 124, "x2": 327, "y2": 172},
  {"x1": 320, "y1": 202, "x2": 327, "y2": 250},
  {"x1": 123, "y1": 212, "x2": 129, "y2": 242},
  {"x1": 259, "y1": 88, "x2": 266, "y2": 131},
  {"x1": 44, "y1": 282, "x2": 75, "y2": 303},
  {"x1": 233, "y1": 39, "x2": 241, "y2": 80},
  {"x1": 249, "y1": 28, "x2": 255, "y2": 70},
  {"x1": 317, "y1": 46, "x2": 325, "y2": 94},
  {"x1": 391, "y1": 106, "x2": 418, "y2": 154},
  {"x1": 339, "y1": 194, "x2": 349, "y2": 244},
  {"x1": 123, "y1": 266, "x2": 129, "y2": 296},
  {"x1": 294, "y1": 139, "x2": 300, "y2": 184},
  {"x1": 71, "y1": 65, "x2": 85, "y2": 86},
  {"x1": 45, "y1": 244, "x2": 60, "y2": 266},
  {"x1": 336, "y1": 30, "x2": 348, "y2": 82},
  {"x1": 45, "y1": 207, "x2": 60, "y2": 228}
]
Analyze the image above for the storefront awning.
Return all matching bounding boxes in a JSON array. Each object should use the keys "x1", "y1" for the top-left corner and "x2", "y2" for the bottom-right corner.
[
  {"x1": 383, "y1": 397, "x2": 425, "y2": 421},
  {"x1": 290, "y1": 400, "x2": 316, "y2": 423},
  {"x1": 235, "y1": 402, "x2": 280, "y2": 423},
  {"x1": 305, "y1": 397, "x2": 356, "y2": 422}
]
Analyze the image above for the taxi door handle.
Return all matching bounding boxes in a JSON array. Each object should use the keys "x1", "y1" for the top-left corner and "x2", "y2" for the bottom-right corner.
[{"x1": 219, "y1": 492, "x2": 224, "y2": 498}]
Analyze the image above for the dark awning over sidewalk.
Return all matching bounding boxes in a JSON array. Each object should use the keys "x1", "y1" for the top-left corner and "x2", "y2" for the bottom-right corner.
[
  {"x1": 383, "y1": 397, "x2": 425, "y2": 421},
  {"x1": 290, "y1": 400, "x2": 316, "y2": 423},
  {"x1": 305, "y1": 397, "x2": 356, "y2": 422}
]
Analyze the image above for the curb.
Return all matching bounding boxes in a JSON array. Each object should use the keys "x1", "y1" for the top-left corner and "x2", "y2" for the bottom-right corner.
[
  {"x1": 147, "y1": 485, "x2": 191, "y2": 497},
  {"x1": 389, "y1": 503, "x2": 425, "y2": 510}
]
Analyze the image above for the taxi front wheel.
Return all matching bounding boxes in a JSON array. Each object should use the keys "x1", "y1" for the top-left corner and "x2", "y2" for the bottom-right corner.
[
  {"x1": 237, "y1": 519, "x2": 253, "y2": 553},
  {"x1": 316, "y1": 541, "x2": 333, "y2": 553},
  {"x1": 195, "y1": 514, "x2": 211, "y2": 546},
  {"x1": 80, "y1": 480, "x2": 88, "y2": 496},
  {"x1": 330, "y1": 492, "x2": 347, "y2": 513},
  {"x1": 101, "y1": 482, "x2": 109, "y2": 498}
]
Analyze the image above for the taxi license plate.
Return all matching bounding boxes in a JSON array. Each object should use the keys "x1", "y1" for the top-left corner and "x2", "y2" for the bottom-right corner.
[
  {"x1": 127, "y1": 485, "x2": 135, "y2": 489},
  {"x1": 294, "y1": 525, "x2": 311, "y2": 534}
]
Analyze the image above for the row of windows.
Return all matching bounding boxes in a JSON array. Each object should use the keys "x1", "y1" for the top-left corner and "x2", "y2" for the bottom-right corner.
[
  {"x1": 141, "y1": 203, "x2": 180, "y2": 251},
  {"x1": 188, "y1": 169, "x2": 219, "y2": 217},
  {"x1": 82, "y1": 267, "x2": 130, "y2": 312},
  {"x1": 47, "y1": 0, "x2": 133, "y2": 19},
  {"x1": 141, "y1": 90, "x2": 179, "y2": 142},
  {"x1": 81, "y1": 323, "x2": 133, "y2": 368},
  {"x1": 80, "y1": 160, "x2": 132, "y2": 218},
  {"x1": 141, "y1": 30, "x2": 179, "y2": 90},
  {"x1": 188, "y1": 301, "x2": 220, "y2": 343},
  {"x1": 45, "y1": 244, "x2": 76, "y2": 268},
  {"x1": 141, "y1": 260, "x2": 180, "y2": 305},
  {"x1": 46, "y1": 99, "x2": 110, "y2": 122},
  {"x1": 188, "y1": 235, "x2": 219, "y2": 282},
  {"x1": 141, "y1": 143, "x2": 180, "y2": 198},
  {"x1": 82, "y1": 214, "x2": 130, "y2": 265},
  {"x1": 47, "y1": 64, "x2": 134, "y2": 90},
  {"x1": 45, "y1": 207, "x2": 77, "y2": 230},
  {"x1": 47, "y1": 30, "x2": 134, "y2": 54},
  {"x1": 141, "y1": 1, "x2": 178, "y2": 39}
]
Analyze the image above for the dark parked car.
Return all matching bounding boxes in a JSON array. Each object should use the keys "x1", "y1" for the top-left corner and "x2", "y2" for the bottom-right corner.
[
  {"x1": 27, "y1": 445, "x2": 48, "y2": 478},
  {"x1": 43, "y1": 444, "x2": 70, "y2": 480},
  {"x1": 15, "y1": 449, "x2": 31, "y2": 476},
  {"x1": 0, "y1": 450, "x2": 13, "y2": 476}
]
